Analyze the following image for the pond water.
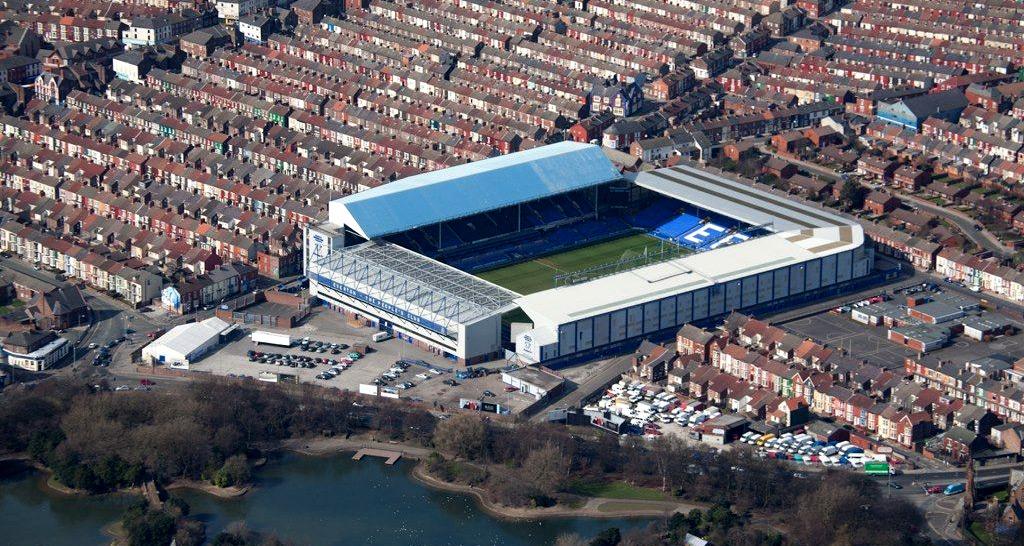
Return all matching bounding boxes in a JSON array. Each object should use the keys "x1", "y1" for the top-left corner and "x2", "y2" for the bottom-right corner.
[{"x1": 1, "y1": 453, "x2": 652, "y2": 545}]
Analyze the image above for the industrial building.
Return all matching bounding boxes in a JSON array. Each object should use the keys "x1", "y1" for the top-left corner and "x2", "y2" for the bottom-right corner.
[
  {"x1": 141, "y1": 316, "x2": 235, "y2": 368},
  {"x1": 306, "y1": 142, "x2": 874, "y2": 366}
]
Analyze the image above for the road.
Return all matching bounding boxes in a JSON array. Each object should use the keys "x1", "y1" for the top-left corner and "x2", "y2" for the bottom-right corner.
[
  {"x1": 871, "y1": 462, "x2": 1022, "y2": 544},
  {"x1": 528, "y1": 354, "x2": 634, "y2": 421},
  {"x1": 759, "y1": 147, "x2": 1009, "y2": 257},
  {"x1": 0, "y1": 256, "x2": 173, "y2": 373},
  {"x1": 896, "y1": 191, "x2": 1008, "y2": 258}
]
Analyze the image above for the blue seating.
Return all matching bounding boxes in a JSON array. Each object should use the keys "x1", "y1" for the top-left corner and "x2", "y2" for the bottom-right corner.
[{"x1": 652, "y1": 213, "x2": 702, "y2": 240}]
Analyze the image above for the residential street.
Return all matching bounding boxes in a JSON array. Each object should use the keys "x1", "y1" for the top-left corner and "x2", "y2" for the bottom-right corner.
[{"x1": 758, "y1": 147, "x2": 1009, "y2": 258}]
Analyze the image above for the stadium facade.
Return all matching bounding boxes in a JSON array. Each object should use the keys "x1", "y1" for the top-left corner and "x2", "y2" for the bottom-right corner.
[{"x1": 305, "y1": 142, "x2": 874, "y2": 365}]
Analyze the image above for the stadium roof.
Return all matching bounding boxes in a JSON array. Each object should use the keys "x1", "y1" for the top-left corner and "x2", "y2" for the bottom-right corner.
[
  {"x1": 328, "y1": 142, "x2": 622, "y2": 239},
  {"x1": 517, "y1": 226, "x2": 863, "y2": 328},
  {"x1": 635, "y1": 164, "x2": 853, "y2": 232},
  {"x1": 516, "y1": 164, "x2": 864, "y2": 328},
  {"x1": 307, "y1": 241, "x2": 519, "y2": 337}
]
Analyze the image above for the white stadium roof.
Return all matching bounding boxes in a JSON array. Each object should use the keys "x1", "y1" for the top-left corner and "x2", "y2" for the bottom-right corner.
[
  {"x1": 517, "y1": 227, "x2": 860, "y2": 328},
  {"x1": 516, "y1": 165, "x2": 864, "y2": 329},
  {"x1": 635, "y1": 164, "x2": 851, "y2": 232},
  {"x1": 328, "y1": 142, "x2": 622, "y2": 239}
]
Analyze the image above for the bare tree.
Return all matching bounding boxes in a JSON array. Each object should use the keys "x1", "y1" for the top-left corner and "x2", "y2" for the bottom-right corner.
[
  {"x1": 432, "y1": 414, "x2": 487, "y2": 461},
  {"x1": 522, "y1": 442, "x2": 569, "y2": 497}
]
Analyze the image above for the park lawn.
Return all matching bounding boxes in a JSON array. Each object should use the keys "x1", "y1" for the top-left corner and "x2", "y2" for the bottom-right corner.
[
  {"x1": 477, "y1": 233, "x2": 678, "y2": 295},
  {"x1": 968, "y1": 521, "x2": 996, "y2": 545},
  {"x1": 596, "y1": 500, "x2": 669, "y2": 513},
  {"x1": 568, "y1": 480, "x2": 671, "y2": 501}
]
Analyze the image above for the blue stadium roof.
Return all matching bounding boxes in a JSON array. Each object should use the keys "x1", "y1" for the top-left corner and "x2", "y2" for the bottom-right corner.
[{"x1": 328, "y1": 142, "x2": 622, "y2": 239}]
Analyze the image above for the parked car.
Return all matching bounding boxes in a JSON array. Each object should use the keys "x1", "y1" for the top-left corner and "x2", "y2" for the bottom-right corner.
[{"x1": 943, "y1": 483, "x2": 965, "y2": 495}]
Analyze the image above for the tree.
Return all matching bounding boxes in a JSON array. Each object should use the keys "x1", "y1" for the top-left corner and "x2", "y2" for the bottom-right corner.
[
  {"x1": 649, "y1": 436, "x2": 689, "y2": 492},
  {"x1": 838, "y1": 180, "x2": 868, "y2": 210},
  {"x1": 432, "y1": 414, "x2": 487, "y2": 461},
  {"x1": 589, "y1": 527, "x2": 621, "y2": 546},
  {"x1": 521, "y1": 442, "x2": 569, "y2": 497},
  {"x1": 174, "y1": 519, "x2": 206, "y2": 546},
  {"x1": 122, "y1": 502, "x2": 176, "y2": 546},
  {"x1": 789, "y1": 474, "x2": 922, "y2": 546},
  {"x1": 213, "y1": 455, "x2": 251, "y2": 488}
]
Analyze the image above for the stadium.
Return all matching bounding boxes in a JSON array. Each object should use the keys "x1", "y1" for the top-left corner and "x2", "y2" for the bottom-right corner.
[{"x1": 305, "y1": 142, "x2": 874, "y2": 366}]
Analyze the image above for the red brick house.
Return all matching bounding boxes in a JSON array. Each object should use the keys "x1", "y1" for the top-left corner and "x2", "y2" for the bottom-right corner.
[
  {"x1": 676, "y1": 324, "x2": 722, "y2": 363},
  {"x1": 864, "y1": 190, "x2": 900, "y2": 216},
  {"x1": 858, "y1": 156, "x2": 899, "y2": 181},
  {"x1": 764, "y1": 157, "x2": 797, "y2": 179},
  {"x1": 932, "y1": 426, "x2": 987, "y2": 463},
  {"x1": 568, "y1": 111, "x2": 615, "y2": 143},
  {"x1": 893, "y1": 165, "x2": 930, "y2": 191}
]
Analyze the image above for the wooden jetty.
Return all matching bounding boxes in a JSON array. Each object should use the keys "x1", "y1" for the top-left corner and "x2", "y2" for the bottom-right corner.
[{"x1": 352, "y1": 448, "x2": 402, "y2": 465}]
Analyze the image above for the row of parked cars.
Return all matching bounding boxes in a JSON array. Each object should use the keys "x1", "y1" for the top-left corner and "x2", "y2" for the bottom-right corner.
[
  {"x1": 247, "y1": 349, "x2": 361, "y2": 374},
  {"x1": 376, "y1": 360, "x2": 436, "y2": 391},
  {"x1": 592, "y1": 381, "x2": 714, "y2": 435},
  {"x1": 299, "y1": 338, "x2": 352, "y2": 355},
  {"x1": 831, "y1": 294, "x2": 887, "y2": 314},
  {"x1": 744, "y1": 432, "x2": 882, "y2": 468}
]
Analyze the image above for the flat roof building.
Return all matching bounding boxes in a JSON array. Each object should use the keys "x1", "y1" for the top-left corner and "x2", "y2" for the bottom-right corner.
[
  {"x1": 501, "y1": 366, "x2": 566, "y2": 400},
  {"x1": 2, "y1": 330, "x2": 69, "y2": 372}
]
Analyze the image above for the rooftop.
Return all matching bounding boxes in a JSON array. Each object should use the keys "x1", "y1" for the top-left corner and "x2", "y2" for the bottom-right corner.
[
  {"x1": 308, "y1": 241, "x2": 519, "y2": 336},
  {"x1": 635, "y1": 164, "x2": 853, "y2": 232},
  {"x1": 328, "y1": 142, "x2": 621, "y2": 239},
  {"x1": 145, "y1": 316, "x2": 231, "y2": 358},
  {"x1": 504, "y1": 366, "x2": 565, "y2": 391},
  {"x1": 517, "y1": 165, "x2": 863, "y2": 329}
]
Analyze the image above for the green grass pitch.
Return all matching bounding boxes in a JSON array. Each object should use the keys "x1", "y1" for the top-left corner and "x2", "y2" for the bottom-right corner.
[{"x1": 477, "y1": 233, "x2": 683, "y2": 295}]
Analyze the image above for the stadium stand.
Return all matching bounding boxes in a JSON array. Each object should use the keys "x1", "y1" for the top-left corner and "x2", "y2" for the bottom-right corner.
[{"x1": 652, "y1": 212, "x2": 703, "y2": 241}]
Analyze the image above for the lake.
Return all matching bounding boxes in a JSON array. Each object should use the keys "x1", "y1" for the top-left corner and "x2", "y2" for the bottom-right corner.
[{"x1": 1, "y1": 453, "x2": 651, "y2": 545}]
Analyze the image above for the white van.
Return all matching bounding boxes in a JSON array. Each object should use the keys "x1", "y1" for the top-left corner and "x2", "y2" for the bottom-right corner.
[{"x1": 372, "y1": 331, "x2": 393, "y2": 342}]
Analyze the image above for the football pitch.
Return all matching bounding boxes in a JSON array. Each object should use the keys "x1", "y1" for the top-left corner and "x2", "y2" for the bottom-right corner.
[{"x1": 477, "y1": 233, "x2": 685, "y2": 295}]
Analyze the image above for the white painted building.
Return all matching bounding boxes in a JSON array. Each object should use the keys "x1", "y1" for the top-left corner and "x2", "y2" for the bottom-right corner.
[
  {"x1": 141, "y1": 317, "x2": 233, "y2": 369},
  {"x1": 2, "y1": 331, "x2": 69, "y2": 371},
  {"x1": 216, "y1": 0, "x2": 272, "y2": 23}
]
